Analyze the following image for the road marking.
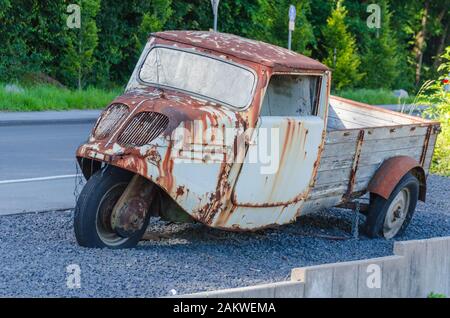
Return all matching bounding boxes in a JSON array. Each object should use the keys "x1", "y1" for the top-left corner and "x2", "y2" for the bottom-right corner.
[{"x1": 0, "y1": 174, "x2": 79, "y2": 185}]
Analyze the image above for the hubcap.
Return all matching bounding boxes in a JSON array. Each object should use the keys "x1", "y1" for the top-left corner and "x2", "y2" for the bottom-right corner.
[
  {"x1": 95, "y1": 183, "x2": 130, "y2": 246},
  {"x1": 383, "y1": 188, "x2": 410, "y2": 239}
]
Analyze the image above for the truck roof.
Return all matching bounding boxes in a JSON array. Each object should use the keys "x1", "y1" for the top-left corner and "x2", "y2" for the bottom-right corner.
[{"x1": 152, "y1": 31, "x2": 329, "y2": 73}]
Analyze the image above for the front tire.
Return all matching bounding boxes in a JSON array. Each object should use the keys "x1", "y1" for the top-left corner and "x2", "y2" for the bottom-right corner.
[
  {"x1": 364, "y1": 172, "x2": 419, "y2": 239},
  {"x1": 74, "y1": 166, "x2": 151, "y2": 248}
]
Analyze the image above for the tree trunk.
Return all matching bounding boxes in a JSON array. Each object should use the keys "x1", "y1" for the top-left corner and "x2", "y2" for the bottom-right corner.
[
  {"x1": 78, "y1": 31, "x2": 82, "y2": 90},
  {"x1": 414, "y1": 0, "x2": 429, "y2": 85},
  {"x1": 433, "y1": 21, "x2": 449, "y2": 69}
]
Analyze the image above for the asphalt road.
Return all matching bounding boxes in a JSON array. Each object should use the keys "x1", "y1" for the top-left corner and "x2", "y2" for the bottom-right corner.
[{"x1": 0, "y1": 123, "x2": 93, "y2": 215}]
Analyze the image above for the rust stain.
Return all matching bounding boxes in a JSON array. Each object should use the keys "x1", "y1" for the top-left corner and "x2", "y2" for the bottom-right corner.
[
  {"x1": 175, "y1": 185, "x2": 185, "y2": 199},
  {"x1": 419, "y1": 126, "x2": 432, "y2": 166},
  {"x1": 344, "y1": 129, "x2": 365, "y2": 200}
]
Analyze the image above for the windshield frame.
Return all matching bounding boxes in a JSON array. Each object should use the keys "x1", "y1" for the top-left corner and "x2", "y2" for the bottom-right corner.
[{"x1": 137, "y1": 45, "x2": 258, "y2": 110}]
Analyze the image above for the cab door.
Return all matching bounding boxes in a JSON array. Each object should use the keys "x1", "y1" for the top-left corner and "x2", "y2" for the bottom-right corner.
[{"x1": 233, "y1": 73, "x2": 328, "y2": 206}]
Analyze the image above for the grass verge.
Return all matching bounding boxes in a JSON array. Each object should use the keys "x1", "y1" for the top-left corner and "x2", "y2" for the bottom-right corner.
[
  {"x1": 335, "y1": 88, "x2": 415, "y2": 105},
  {"x1": 0, "y1": 84, "x2": 122, "y2": 111}
]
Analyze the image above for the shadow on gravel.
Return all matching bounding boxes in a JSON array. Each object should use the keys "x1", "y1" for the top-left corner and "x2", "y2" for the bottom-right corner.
[{"x1": 142, "y1": 209, "x2": 359, "y2": 245}]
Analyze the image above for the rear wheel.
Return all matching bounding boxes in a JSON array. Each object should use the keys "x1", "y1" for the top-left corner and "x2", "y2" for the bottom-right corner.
[
  {"x1": 364, "y1": 172, "x2": 419, "y2": 239},
  {"x1": 74, "y1": 166, "x2": 151, "y2": 248}
]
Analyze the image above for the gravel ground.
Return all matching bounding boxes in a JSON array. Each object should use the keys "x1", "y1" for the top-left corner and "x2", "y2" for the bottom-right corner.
[{"x1": 0, "y1": 174, "x2": 449, "y2": 297}]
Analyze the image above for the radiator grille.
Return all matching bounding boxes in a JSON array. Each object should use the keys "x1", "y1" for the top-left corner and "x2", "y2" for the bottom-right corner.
[
  {"x1": 118, "y1": 112, "x2": 169, "y2": 147},
  {"x1": 93, "y1": 104, "x2": 129, "y2": 139}
]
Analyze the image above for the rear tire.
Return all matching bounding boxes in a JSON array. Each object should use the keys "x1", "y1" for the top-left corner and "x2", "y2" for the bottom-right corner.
[
  {"x1": 364, "y1": 172, "x2": 419, "y2": 239},
  {"x1": 74, "y1": 166, "x2": 151, "y2": 248}
]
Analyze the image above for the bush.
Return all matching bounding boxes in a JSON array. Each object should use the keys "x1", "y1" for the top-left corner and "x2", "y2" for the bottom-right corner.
[
  {"x1": 416, "y1": 47, "x2": 450, "y2": 176},
  {"x1": 336, "y1": 88, "x2": 415, "y2": 105}
]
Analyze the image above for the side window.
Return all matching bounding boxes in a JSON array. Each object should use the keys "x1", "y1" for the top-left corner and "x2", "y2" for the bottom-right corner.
[{"x1": 261, "y1": 75, "x2": 321, "y2": 116}]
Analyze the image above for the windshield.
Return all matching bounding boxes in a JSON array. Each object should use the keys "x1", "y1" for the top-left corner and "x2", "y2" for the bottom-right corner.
[{"x1": 139, "y1": 47, "x2": 256, "y2": 108}]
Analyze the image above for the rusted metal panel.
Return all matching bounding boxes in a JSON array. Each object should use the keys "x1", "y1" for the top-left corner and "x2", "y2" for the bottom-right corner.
[
  {"x1": 232, "y1": 116, "x2": 324, "y2": 207},
  {"x1": 111, "y1": 175, "x2": 155, "y2": 237},
  {"x1": 152, "y1": 31, "x2": 329, "y2": 73},
  {"x1": 367, "y1": 156, "x2": 426, "y2": 201}
]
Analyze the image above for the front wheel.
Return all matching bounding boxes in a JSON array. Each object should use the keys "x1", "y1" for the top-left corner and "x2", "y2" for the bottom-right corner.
[
  {"x1": 74, "y1": 166, "x2": 151, "y2": 248},
  {"x1": 364, "y1": 172, "x2": 419, "y2": 239}
]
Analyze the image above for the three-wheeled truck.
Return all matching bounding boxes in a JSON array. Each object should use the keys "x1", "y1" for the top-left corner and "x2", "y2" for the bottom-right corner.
[{"x1": 74, "y1": 31, "x2": 440, "y2": 248}]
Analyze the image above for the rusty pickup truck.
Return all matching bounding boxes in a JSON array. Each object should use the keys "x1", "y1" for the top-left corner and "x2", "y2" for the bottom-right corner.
[{"x1": 74, "y1": 31, "x2": 440, "y2": 248}]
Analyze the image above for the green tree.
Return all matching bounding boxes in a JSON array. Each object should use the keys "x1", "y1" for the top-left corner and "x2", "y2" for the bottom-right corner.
[
  {"x1": 360, "y1": 0, "x2": 400, "y2": 89},
  {"x1": 322, "y1": 0, "x2": 363, "y2": 90},
  {"x1": 62, "y1": 0, "x2": 101, "y2": 89},
  {"x1": 0, "y1": 1, "x2": 68, "y2": 83},
  {"x1": 261, "y1": 0, "x2": 316, "y2": 55},
  {"x1": 135, "y1": 0, "x2": 173, "y2": 52},
  {"x1": 93, "y1": 0, "x2": 172, "y2": 88}
]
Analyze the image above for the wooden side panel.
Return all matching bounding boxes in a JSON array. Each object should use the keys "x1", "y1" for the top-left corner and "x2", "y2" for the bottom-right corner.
[{"x1": 305, "y1": 124, "x2": 429, "y2": 211}]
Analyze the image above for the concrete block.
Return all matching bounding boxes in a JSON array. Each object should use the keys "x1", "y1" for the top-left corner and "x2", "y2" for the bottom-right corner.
[
  {"x1": 381, "y1": 255, "x2": 408, "y2": 298},
  {"x1": 273, "y1": 281, "x2": 305, "y2": 298},
  {"x1": 293, "y1": 266, "x2": 333, "y2": 298},
  {"x1": 447, "y1": 239, "x2": 450, "y2": 297},
  {"x1": 425, "y1": 237, "x2": 449, "y2": 296},
  {"x1": 331, "y1": 263, "x2": 359, "y2": 298},
  {"x1": 394, "y1": 239, "x2": 428, "y2": 298}
]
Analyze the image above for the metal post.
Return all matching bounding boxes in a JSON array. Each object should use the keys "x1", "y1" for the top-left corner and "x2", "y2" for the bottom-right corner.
[
  {"x1": 214, "y1": 12, "x2": 218, "y2": 32},
  {"x1": 288, "y1": 30, "x2": 292, "y2": 50},
  {"x1": 288, "y1": 5, "x2": 296, "y2": 50},
  {"x1": 211, "y1": 0, "x2": 220, "y2": 32}
]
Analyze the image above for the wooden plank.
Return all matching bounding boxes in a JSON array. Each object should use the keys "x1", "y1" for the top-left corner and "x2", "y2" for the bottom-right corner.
[
  {"x1": 317, "y1": 157, "x2": 354, "y2": 171},
  {"x1": 330, "y1": 99, "x2": 413, "y2": 124},
  {"x1": 323, "y1": 135, "x2": 426, "y2": 158},
  {"x1": 331, "y1": 102, "x2": 405, "y2": 124},
  {"x1": 308, "y1": 179, "x2": 370, "y2": 200},
  {"x1": 353, "y1": 177, "x2": 371, "y2": 192},
  {"x1": 325, "y1": 125, "x2": 429, "y2": 143},
  {"x1": 308, "y1": 182, "x2": 347, "y2": 200},
  {"x1": 325, "y1": 129, "x2": 360, "y2": 143},
  {"x1": 327, "y1": 115, "x2": 364, "y2": 129},
  {"x1": 301, "y1": 195, "x2": 344, "y2": 214},
  {"x1": 319, "y1": 147, "x2": 423, "y2": 172},
  {"x1": 315, "y1": 163, "x2": 381, "y2": 186},
  {"x1": 332, "y1": 107, "x2": 399, "y2": 127},
  {"x1": 363, "y1": 125, "x2": 429, "y2": 141},
  {"x1": 315, "y1": 167, "x2": 352, "y2": 185}
]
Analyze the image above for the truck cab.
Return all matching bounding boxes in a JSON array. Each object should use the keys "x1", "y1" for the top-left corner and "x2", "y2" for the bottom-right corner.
[{"x1": 74, "y1": 31, "x2": 439, "y2": 248}]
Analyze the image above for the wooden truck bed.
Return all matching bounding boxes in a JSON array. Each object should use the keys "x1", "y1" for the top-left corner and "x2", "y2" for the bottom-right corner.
[{"x1": 303, "y1": 95, "x2": 440, "y2": 213}]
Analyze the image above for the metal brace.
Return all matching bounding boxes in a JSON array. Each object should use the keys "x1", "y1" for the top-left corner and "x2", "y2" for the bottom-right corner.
[{"x1": 351, "y1": 200, "x2": 360, "y2": 239}]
